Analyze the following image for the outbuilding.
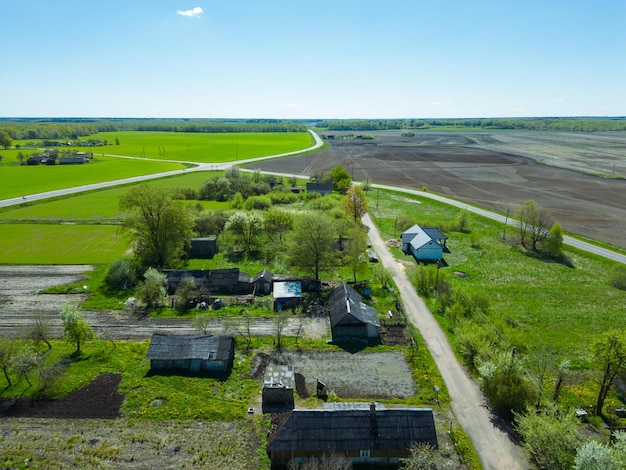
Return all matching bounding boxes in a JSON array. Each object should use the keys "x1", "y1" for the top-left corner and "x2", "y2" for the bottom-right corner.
[
  {"x1": 146, "y1": 334, "x2": 235, "y2": 373},
  {"x1": 273, "y1": 281, "x2": 302, "y2": 311},
  {"x1": 262, "y1": 364, "x2": 295, "y2": 412}
]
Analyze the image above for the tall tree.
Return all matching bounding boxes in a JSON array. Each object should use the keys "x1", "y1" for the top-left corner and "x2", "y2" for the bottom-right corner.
[
  {"x1": 136, "y1": 267, "x2": 167, "y2": 309},
  {"x1": 0, "y1": 130, "x2": 12, "y2": 150},
  {"x1": 345, "y1": 222, "x2": 368, "y2": 283},
  {"x1": 342, "y1": 185, "x2": 368, "y2": 223},
  {"x1": 265, "y1": 209, "x2": 294, "y2": 245},
  {"x1": 592, "y1": 330, "x2": 626, "y2": 415},
  {"x1": 288, "y1": 213, "x2": 335, "y2": 281},
  {"x1": 120, "y1": 184, "x2": 195, "y2": 268},
  {"x1": 515, "y1": 199, "x2": 553, "y2": 252},
  {"x1": 60, "y1": 306, "x2": 94, "y2": 354},
  {"x1": 331, "y1": 166, "x2": 352, "y2": 194},
  {"x1": 225, "y1": 211, "x2": 265, "y2": 252}
]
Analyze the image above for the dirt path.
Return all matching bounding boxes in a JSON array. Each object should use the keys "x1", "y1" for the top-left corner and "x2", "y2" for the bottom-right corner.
[
  {"x1": 363, "y1": 213, "x2": 529, "y2": 470},
  {"x1": 0, "y1": 265, "x2": 328, "y2": 341}
]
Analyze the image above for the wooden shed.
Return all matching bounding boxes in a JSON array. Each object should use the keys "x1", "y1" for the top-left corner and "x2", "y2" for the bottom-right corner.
[
  {"x1": 329, "y1": 283, "x2": 380, "y2": 342},
  {"x1": 146, "y1": 334, "x2": 234, "y2": 373},
  {"x1": 262, "y1": 364, "x2": 295, "y2": 412},
  {"x1": 189, "y1": 236, "x2": 217, "y2": 259},
  {"x1": 306, "y1": 182, "x2": 333, "y2": 196},
  {"x1": 273, "y1": 281, "x2": 302, "y2": 311},
  {"x1": 267, "y1": 404, "x2": 438, "y2": 467},
  {"x1": 252, "y1": 269, "x2": 274, "y2": 295}
]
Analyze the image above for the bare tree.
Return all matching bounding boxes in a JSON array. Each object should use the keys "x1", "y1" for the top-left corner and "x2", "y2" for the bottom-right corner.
[
  {"x1": 28, "y1": 313, "x2": 53, "y2": 351},
  {"x1": 274, "y1": 310, "x2": 291, "y2": 350},
  {"x1": 222, "y1": 309, "x2": 253, "y2": 348},
  {"x1": 515, "y1": 199, "x2": 553, "y2": 252},
  {"x1": 0, "y1": 339, "x2": 17, "y2": 386}
]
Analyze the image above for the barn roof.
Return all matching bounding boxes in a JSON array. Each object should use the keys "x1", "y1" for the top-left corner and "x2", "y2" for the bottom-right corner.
[
  {"x1": 329, "y1": 283, "x2": 380, "y2": 328},
  {"x1": 253, "y1": 268, "x2": 274, "y2": 283},
  {"x1": 146, "y1": 334, "x2": 233, "y2": 362},
  {"x1": 267, "y1": 406, "x2": 438, "y2": 452}
]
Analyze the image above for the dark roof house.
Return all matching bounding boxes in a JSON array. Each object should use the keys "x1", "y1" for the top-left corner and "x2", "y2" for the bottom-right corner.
[
  {"x1": 252, "y1": 269, "x2": 274, "y2": 295},
  {"x1": 329, "y1": 283, "x2": 380, "y2": 341},
  {"x1": 146, "y1": 334, "x2": 234, "y2": 373},
  {"x1": 267, "y1": 404, "x2": 438, "y2": 467}
]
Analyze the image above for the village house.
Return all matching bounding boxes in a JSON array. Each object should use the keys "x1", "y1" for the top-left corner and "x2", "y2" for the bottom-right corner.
[
  {"x1": 401, "y1": 224, "x2": 448, "y2": 263},
  {"x1": 188, "y1": 236, "x2": 217, "y2": 259},
  {"x1": 146, "y1": 333, "x2": 235, "y2": 373},
  {"x1": 252, "y1": 269, "x2": 274, "y2": 295},
  {"x1": 267, "y1": 403, "x2": 438, "y2": 468},
  {"x1": 329, "y1": 283, "x2": 380, "y2": 342}
]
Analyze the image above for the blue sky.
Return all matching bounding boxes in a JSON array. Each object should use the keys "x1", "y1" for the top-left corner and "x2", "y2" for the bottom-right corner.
[{"x1": 1, "y1": 0, "x2": 624, "y2": 119}]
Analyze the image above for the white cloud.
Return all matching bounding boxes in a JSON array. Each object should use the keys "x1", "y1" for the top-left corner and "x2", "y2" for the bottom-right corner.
[{"x1": 177, "y1": 7, "x2": 203, "y2": 17}]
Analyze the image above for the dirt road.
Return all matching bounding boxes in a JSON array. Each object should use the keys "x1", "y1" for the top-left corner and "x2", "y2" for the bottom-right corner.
[{"x1": 363, "y1": 213, "x2": 529, "y2": 470}]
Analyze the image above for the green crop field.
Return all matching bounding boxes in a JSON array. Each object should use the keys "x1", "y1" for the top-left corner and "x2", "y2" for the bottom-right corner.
[
  {"x1": 0, "y1": 156, "x2": 184, "y2": 200},
  {"x1": 0, "y1": 224, "x2": 127, "y2": 264},
  {"x1": 0, "y1": 132, "x2": 314, "y2": 201},
  {"x1": 89, "y1": 131, "x2": 314, "y2": 163}
]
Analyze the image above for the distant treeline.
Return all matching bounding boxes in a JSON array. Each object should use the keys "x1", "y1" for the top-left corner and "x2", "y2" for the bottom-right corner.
[
  {"x1": 314, "y1": 117, "x2": 626, "y2": 132},
  {"x1": 0, "y1": 118, "x2": 307, "y2": 140}
]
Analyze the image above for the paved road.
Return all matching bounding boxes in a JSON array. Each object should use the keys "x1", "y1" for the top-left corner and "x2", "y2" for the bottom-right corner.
[
  {"x1": 362, "y1": 212, "x2": 529, "y2": 470},
  {"x1": 0, "y1": 130, "x2": 323, "y2": 209}
]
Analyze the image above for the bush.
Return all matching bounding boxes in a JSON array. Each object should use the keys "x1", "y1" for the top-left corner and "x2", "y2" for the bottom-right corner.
[
  {"x1": 413, "y1": 264, "x2": 438, "y2": 297},
  {"x1": 243, "y1": 195, "x2": 272, "y2": 211},
  {"x1": 268, "y1": 191, "x2": 298, "y2": 205},
  {"x1": 610, "y1": 266, "x2": 626, "y2": 290},
  {"x1": 104, "y1": 259, "x2": 138, "y2": 291}
]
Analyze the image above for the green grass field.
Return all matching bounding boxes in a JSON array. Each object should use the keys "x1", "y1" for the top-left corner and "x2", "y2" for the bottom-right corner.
[
  {"x1": 0, "y1": 131, "x2": 314, "y2": 200},
  {"x1": 0, "y1": 156, "x2": 185, "y2": 200},
  {"x1": 88, "y1": 131, "x2": 314, "y2": 163},
  {"x1": 369, "y1": 189, "x2": 626, "y2": 369},
  {"x1": 0, "y1": 224, "x2": 128, "y2": 264}
]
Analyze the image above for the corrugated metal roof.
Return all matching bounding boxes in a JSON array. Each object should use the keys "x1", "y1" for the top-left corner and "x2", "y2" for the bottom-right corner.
[
  {"x1": 329, "y1": 283, "x2": 380, "y2": 328},
  {"x1": 268, "y1": 407, "x2": 438, "y2": 452},
  {"x1": 146, "y1": 334, "x2": 233, "y2": 362},
  {"x1": 422, "y1": 227, "x2": 448, "y2": 241},
  {"x1": 273, "y1": 281, "x2": 302, "y2": 299}
]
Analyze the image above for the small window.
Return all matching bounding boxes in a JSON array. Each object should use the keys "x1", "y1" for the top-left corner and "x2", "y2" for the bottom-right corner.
[{"x1": 360, "y1": 449, "x2": 370, "y2": 458}]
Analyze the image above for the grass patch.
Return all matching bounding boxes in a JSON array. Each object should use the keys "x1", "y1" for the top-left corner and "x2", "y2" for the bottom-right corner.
[
  {"x1": 0, "y1": 156, "x2": 184, "y2": 200},
  {"x1": 0, "y1": 224, "x2": 127, "y2": 264}
]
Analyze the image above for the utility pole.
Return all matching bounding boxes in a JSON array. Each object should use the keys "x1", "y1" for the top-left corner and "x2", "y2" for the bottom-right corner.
[{"x1": 502, "y1": 208, "x2": 509, "y2": 240}]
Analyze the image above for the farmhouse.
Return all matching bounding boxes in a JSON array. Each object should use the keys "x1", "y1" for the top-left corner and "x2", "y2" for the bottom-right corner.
[
  {"x1": 329, "y1": 283, "x2": 380, "y2": 342},
  {"x1": 267, "y1": 403, "x2": 438, "y2": 467},
  {"x1": 146, "y1": 333, "x2": 235, "y2": 373},
  {"x1": 163, "y1": 268, "x2": 252, "y2": 295},
  {"x1": 401, "y1": 224, "x2": 448, "y2": 263},
  {"x1": 273, "y1": 281, "x2": 302, "y2": 311}
]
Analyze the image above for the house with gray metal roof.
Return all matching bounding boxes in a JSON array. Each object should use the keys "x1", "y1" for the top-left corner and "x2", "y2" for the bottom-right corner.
[
  {"x1": 267, "y1": 403, "x2": 438, "y2": 467},
  {"x1": 401, "y1": 224, "x2": 448, "y2": 262},
  {"x1": 329, "y1": 283, "x2": 380, "y2": 342},
  {"x1": 146, "y1": 334, "x2": 234, "y2": 373}
]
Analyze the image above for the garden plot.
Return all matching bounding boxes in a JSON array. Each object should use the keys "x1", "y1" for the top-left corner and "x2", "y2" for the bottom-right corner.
[{"x1": 273, "y1": 350, "x2": 415, "y2": 399}]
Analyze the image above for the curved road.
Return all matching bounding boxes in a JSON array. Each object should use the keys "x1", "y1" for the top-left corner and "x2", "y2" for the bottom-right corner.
[
  {"x1": 3, "y1": 129, "x2": 624, "y2": 468},
  {"x1": 363, "y1": 213, "x2": 528, "y2": 469}
]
